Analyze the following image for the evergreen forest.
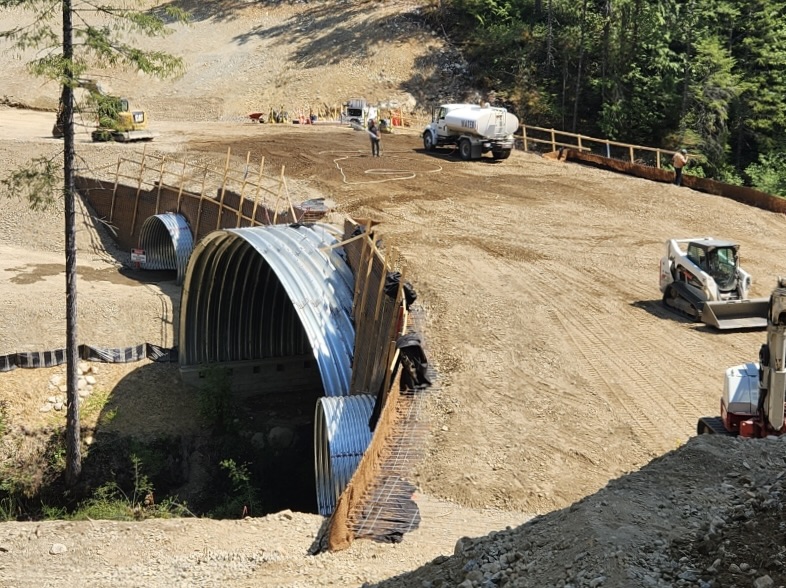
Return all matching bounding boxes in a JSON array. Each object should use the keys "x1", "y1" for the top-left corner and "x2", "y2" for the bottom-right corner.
[{"x1": 430, "y1": 0, "x2": 786, "y2": 194}]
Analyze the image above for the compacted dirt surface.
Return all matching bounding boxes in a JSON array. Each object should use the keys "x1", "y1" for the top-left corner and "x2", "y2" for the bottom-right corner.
[{"x1": 3, "y1": 2, "x2": 786, "y2": 587}]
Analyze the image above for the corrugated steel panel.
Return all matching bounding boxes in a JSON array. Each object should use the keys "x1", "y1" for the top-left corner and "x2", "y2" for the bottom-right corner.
[
  {"x1": 138, "y1": 213, "x2": 194, "y2": 284},
  {"x1": 179, "y1": 223, "x2": 355, "y2": 398},
  {"x1": 314, "y1": 394, "x2": 376, "y2": 516}
]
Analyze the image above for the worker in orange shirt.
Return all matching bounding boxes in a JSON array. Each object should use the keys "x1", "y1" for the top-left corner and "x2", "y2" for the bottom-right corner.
[{"x1": 672, "y1": 148, "x2": 689, "y2": 186}]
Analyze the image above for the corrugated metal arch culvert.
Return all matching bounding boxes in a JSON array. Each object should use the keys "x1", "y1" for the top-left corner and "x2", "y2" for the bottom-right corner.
[
  {"x1": 314, "y1": 394, "x2": 376, "y2": 516},
  {"x1": 179, "y1": 223, "x2": 356, "y2": 398},
  {"x1": 138, "y1": 213, "x2": 194, "y2": 284}
]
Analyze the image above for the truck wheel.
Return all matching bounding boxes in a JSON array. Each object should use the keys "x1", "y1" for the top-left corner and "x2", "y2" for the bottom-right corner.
[
  {"x1": 459, "y1": 139, "x2": 472, "y2": 161},
  {"x1": 492, "y1": 149, "x2": 511, "y2": 160},
  {"x1": 423, "y1": 132, "x2": 436, "y2": 151}
]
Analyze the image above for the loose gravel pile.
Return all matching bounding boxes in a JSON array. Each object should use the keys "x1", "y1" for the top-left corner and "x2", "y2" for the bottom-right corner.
[{"x1": 374, "y1": 435, "x2": 786, "y2": 588}]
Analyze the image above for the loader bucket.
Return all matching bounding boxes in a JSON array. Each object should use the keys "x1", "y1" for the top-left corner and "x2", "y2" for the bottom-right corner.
[{"x1": 701, "y1": 298, "x2": 769, "y2": 330}]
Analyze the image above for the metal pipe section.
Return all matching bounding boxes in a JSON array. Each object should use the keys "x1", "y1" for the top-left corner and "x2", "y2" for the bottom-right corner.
[
  {"x1": 314, "y1": 394, "x2": 376, "y2": 516},
  {"x1": 138, "y1": 213, "x2": 194, "y2": 284},
  {"x1": 179, "y1": 223, "x2": 355, "y2": 398}
]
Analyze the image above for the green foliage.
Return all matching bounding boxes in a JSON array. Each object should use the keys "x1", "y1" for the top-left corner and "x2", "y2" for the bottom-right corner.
[
  {"x1": 435, "y1": 0, "x2": 786, "y2": 181},
  {"x1": 746, "y1": 152, "x2": 786, "y2": 196},
  {"x1": 209, "y1": 458, "x2": 263, "y2": 519},
  {"x1": 1, "y1": 1, "x2": 188, "y2": 82},
  {"x1": 1, "y1": 1, "x2": 189, "y2": 211},
  {"x1": 0, "y1": 156, "x2": 61, "y2": 210},
  {"x1": 70, "y1": 455, "x2": 191, "y2": 520},
  {"x1": 198, "y1": 367, "x2": 235, "y2": 433}
]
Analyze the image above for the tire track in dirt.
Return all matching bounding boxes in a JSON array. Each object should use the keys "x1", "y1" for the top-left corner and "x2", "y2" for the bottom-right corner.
[{"x1": 546, "y1": 303, "x2": 667, "y2": 452}]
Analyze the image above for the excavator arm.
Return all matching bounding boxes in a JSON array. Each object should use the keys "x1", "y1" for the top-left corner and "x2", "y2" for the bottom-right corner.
[{"x1": 758, "y1": 281, "x2": 786, "y2": 431}]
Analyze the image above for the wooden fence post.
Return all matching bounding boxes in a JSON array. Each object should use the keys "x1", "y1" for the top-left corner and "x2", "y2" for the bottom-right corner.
[{"x1": 551, "y1": 129, "x2": 556, "y2": 151}]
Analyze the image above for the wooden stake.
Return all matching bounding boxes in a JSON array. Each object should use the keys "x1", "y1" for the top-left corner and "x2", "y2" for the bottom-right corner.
[
  {"x1": 155, "y1": 156, "x2": 166, "y2": 215},
  {"x1": 109, "y1": 156, "x2": 121, "y2": 223},
  {"x1": 272, "y1": 165, "x2": 285, "y2": 224},
  {"x1": 356, "y1": 235, "x2": 376, "y2": 322},
  {"x1": 195, "y1": 164, "x2": 208, "y2": 240},
  {"x1": 130, "y1": 144, "x2": 148, "y2": 236},
  {"x1": 237, "y1": 151, "x2": 251, "y2": 227},
  {"x1": 217, "y1": 147, "x2": 231, "y2": 230},
  {"x1": 283, "y1": 176, "x2": 297, "y2": 222},
  {"x1": 176, "y1": 151, "x2": 187, "y2": 214},
  {"x1": 251, "y1": 156, "x2": 264, "y2": 226}
]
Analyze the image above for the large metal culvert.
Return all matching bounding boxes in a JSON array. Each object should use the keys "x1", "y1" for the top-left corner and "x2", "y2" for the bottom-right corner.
[
  {"x1": 179, "y1": 223, "x2": 356, "y2": 398},
  {"x1": 138, "y1": 213, "x2": 194, "y2": 284},
  {"x1": 314, "y1": 394, "x2": 376, "y2": 516}
]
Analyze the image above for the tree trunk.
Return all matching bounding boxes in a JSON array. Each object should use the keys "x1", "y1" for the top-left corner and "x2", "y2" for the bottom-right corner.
[
  {"x1": 572, "y1": 0, "x2": 589, "y2": 132},
  {"x1": 62, "y1": 0, "x2": 82, "y2": 488}
]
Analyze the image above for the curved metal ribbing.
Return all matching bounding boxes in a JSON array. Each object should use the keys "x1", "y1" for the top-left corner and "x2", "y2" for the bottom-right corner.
[
  {"x1": 138, "y1": 213, "x2": 194, "y2": 284},
  {"x1": 314, "y1": 394, "x2": 376, "y2": 516},
  {"x1": 179, "y1": 224, "x2": 355, "y2": 398}
]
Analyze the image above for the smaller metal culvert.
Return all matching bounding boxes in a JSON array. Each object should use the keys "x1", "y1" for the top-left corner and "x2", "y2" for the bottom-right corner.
[
  {"x1": 138, "y1": 213, "x2": 194, "y2": 284},
  {"x1": 314, "y1": 394, "x2": 376, "y2": 516}
]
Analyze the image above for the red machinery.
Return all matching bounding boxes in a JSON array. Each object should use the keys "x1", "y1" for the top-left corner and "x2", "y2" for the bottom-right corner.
[{"x1": 698, "y1": 279, "x2": 786, "y2": 437}]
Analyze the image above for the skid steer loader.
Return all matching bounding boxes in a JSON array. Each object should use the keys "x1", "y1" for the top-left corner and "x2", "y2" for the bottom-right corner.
[{"x1": 658, "y1": 237, "x2": 768, "y2": 330}]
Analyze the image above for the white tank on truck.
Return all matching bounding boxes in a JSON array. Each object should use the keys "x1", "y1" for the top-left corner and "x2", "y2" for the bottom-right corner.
[{"x1": 422, "y1": 103, "x2": 519, "y2": 161}]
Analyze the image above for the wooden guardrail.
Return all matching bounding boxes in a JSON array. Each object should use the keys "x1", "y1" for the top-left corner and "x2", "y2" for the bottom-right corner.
[{"x1": 520, "y1": 124, "x2": 677, "y2": 169}]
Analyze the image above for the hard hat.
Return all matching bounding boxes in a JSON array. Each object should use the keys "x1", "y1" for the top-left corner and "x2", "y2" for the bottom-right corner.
[{"x1": 680, "y1": 148, "x2": 687, "y2": 154}]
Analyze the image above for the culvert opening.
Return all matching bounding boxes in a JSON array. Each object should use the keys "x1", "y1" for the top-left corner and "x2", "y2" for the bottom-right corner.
[
  {"x1": 138, "y1": 213, "x2": 194, "y2": 284},
  {"x1": 179, "y1": 225, "x2": 356, "y2": 516}
]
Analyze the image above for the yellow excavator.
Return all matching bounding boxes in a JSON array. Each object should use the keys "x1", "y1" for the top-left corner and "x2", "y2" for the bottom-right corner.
[{"x1": 52, "y1": 78, "x2": 155, "y2": 142}]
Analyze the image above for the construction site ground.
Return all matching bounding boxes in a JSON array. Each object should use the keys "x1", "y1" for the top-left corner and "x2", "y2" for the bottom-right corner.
[
  {"x1": 3, "y1": 1, "x2": 786, "y2": 586},
  {"x1": 3, "y1": 106, "x2": 786, "y2": 587}
]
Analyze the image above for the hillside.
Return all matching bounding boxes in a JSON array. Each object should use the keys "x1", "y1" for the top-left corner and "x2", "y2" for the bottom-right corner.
[{"x1": 2, "y1": 2, "x2": 786, "y2": 587}]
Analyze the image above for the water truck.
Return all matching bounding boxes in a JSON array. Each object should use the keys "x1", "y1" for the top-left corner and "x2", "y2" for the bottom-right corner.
[{"x1": 422, "y1": 103, "x2": 518, "y2": 161}]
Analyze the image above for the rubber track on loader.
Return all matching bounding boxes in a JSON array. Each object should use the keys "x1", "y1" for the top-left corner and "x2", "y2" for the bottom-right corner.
[
  {"x1": 697, "y1": 416, "x2": 735, "y2": 436},
  {"x1": 663, "y1": 281, "x2": 704, "y2": 321}
]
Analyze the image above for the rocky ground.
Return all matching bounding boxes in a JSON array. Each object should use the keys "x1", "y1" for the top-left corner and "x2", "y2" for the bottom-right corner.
[{"x1": 2, "y1": 2, "x2": 786, "y2": 588}]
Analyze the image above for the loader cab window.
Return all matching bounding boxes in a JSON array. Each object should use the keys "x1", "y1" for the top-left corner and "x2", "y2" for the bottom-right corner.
[
  {"x1": 707, "y1": 246, "x2": 738, "y2": 290},
  {"x1": 687, "y1": 244, "x2": 708, "y2": 271}
]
